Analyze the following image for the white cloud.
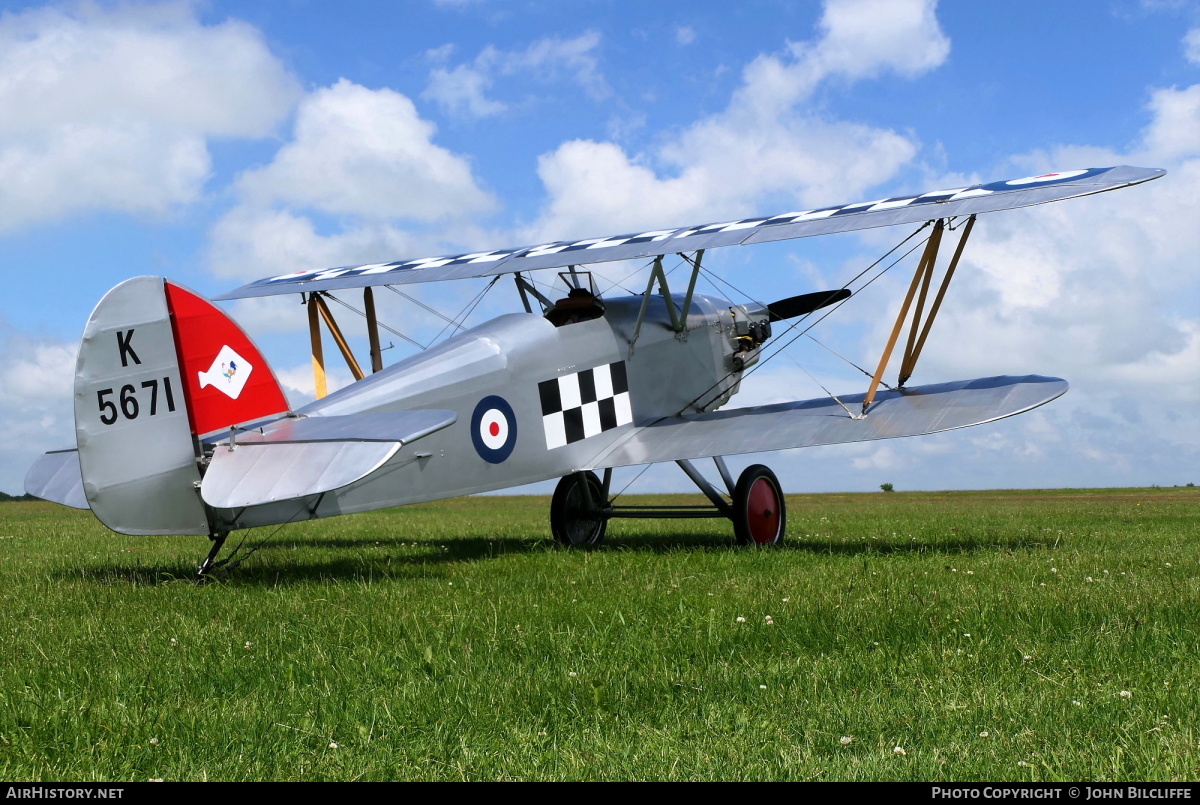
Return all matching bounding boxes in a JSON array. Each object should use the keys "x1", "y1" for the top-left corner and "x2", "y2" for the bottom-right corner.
[
  {"x1": 207, "y1": 206, "x2": 428, "y2": 282},
  {"x1": 422, "y1": 31, "x2": 608, "y2": 119},
  {"x1": 0, "y1": 2, "x2": 300, "y2": 232},
  {"x1": 236, "y1": 79, "x2": 494, "y2": 221},
  {"x1": 731, "y1": 0, "x2": 949, "y2": 118},
  {"x1": 0, "y1": 338, "x2": 77, "y2": 408},
  {"x1": 424, "y1": 63, "x2": 508, "y2": 118},
  {"x1": 884, "y1": 77, "x2": 1200, "y2": 409},
  {"x1": 210, "y1": 79, "x2": 496, "y2": 280},
  {"x1": 0, "y1": 333, "x2": 78, "y2": 494},
  {"x1": 1185, "y1": 27, "x2": 1200, "y2": 64},
  {"x1": 1140, "y1": 84, "x2": 1200, "y2": 161},
  {"x1": 676, "y1": 26, "x2": 696, "y2": 46},
  {"x1": 524, "y1": 0, "x2": 947, "y2": 241}
]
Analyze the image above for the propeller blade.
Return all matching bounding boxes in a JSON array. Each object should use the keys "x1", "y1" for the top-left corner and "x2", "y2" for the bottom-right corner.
[{"x1": 766, "y1": 289, "x2": 851, "y2": 321}]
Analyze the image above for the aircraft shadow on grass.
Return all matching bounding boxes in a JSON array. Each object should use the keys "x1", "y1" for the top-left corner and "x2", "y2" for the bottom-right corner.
[{"x1": 61, "y1": 531, "x2": 1058, "y2": 586}]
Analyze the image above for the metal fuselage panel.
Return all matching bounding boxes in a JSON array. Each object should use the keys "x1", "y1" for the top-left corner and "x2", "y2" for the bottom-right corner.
[{"x1": 219, "y1": 293, "x2": 750, "y2": 529}]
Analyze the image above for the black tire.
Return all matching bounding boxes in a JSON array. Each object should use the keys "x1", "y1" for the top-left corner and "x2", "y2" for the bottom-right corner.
[
  {"x1": 550, "y1": 471, "x2": 608, "y2": 546},
  {"x1": 732, "y1": 464, "x2": 786, "y2": 546}
]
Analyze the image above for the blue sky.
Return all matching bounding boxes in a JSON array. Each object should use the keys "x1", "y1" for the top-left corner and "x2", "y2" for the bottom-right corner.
[{"x1": 2, "y1": 0, "x2": 1197, "y2": 497}]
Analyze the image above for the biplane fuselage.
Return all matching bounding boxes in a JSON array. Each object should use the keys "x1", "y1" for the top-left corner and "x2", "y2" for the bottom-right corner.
[{"x1": 227, "y1": 293, "x2": 759, "y2": 530}]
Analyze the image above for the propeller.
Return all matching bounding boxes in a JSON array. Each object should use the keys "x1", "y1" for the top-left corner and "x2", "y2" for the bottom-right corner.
[{"x1": 766, "y1": 289, "x2": 851, "y2": 322}]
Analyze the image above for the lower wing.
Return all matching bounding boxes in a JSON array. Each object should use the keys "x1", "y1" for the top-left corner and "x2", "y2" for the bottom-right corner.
[{"x1": 587, "y1": 375, "x2": 1067, "y2": 469}]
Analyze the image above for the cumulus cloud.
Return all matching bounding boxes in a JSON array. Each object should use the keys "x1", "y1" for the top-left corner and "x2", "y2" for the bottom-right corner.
[
  {"x1": 210, "y1": 79, "x2": 495, "y2": 280},
  {"x1": 0, "y1": 332, "x2": 78, "y2": 494},
  {"x1": 422, "y1": 30, "x2": 608, "y2": 119},
  {"x1": 884, "y1": 74, "x2": 1200, "y2": 408},
  {"x1": 236, "y1": 79, "x2": 494, "y2": 221},
  {"x1": 524, "y1": 0, "x2": 948, "y2": 242},
  {"x1": 1185, "y1": 27, "x2": 1200, "y2": 64},
  {"x1": 0, "y1": 1, "x2": 300, "y2": 232}
]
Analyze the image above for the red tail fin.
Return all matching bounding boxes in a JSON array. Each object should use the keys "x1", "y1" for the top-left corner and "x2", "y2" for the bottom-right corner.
[{"x1": 165, "y1": 282, "x2": 290, "y2": 437}]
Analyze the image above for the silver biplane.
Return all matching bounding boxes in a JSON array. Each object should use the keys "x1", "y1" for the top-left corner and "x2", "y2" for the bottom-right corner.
[{"x1": 25, "y1": 165, "x2": 1164, "y2": 574}]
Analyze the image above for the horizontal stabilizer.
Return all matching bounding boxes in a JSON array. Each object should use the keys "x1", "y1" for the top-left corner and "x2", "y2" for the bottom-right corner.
[
  {"x1": 590, "y1": 375, "x2": 1067, "y2": 469},
  {"x1": 24, "y1": 450, "x2": 89, "y2": 509},
  {"x1": 201, "y1": 410, "x2": 455, "y2": 509}
]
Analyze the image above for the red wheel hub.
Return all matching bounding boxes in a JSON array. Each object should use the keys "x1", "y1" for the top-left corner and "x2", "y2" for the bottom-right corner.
[{"x1": 746, "y1": 477, "x2": 781, "y2": 544}]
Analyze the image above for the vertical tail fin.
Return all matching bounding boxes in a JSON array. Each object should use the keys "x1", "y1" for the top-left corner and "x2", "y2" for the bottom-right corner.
[{"x1": 74, "y1": 277, "x2": 289, "y2": 535}]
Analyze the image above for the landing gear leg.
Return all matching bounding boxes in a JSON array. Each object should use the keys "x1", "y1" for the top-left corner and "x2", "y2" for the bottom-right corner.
[{"x1": 197, "y1": 532, "x2": 228, "y2": 580}]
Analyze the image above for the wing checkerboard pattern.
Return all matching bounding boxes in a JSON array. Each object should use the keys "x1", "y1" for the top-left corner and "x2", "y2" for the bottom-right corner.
[{"x1": 215, "y1": 166, "x2": 1164, "y2": 300}]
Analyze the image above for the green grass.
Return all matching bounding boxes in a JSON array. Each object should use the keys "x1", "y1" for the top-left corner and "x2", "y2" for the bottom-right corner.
[{"x1": 0, "y1": 487, "x2": 1197, "y2": 781}]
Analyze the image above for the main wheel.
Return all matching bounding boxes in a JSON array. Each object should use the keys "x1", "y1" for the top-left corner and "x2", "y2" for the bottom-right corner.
[
  {"x1": 732, "y1": 464, "x2": 786, "y2": 546},
  {"x1": 550, "y1": 471, "x2": 608, "y2": 546}
]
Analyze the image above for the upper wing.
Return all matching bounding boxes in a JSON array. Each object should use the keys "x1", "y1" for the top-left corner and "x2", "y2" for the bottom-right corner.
[
  {"x1": 215, "y1": 166, "x2": 1164, "y2": 300},
  {"x1": 585, "y1": 375, "x2": 1067, "y2": 470}
]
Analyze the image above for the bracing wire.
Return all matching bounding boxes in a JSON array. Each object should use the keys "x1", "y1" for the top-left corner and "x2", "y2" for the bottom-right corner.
[
  {"x1": 383, "y1": 285, "x2": 468, "y2": 331},
  {"x1": 675, "y1": 222, "x2": 932, "y2": 415},
  {"x1": 429, "y1": 276, "x2": 500, "y2": 345},
  {"x1": 323, "y1": 292, "x2": 426, "y2": 349}
]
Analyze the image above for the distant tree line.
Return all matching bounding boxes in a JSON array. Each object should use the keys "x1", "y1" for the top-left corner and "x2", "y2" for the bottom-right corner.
[{"x1": 0, "y1": 491, "x2": 38, "y2": 502}]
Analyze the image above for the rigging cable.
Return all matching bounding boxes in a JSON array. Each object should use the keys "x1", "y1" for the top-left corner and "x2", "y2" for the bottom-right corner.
[{"x1": 675, "y1": 222, "x2": 932, "y2": 415}]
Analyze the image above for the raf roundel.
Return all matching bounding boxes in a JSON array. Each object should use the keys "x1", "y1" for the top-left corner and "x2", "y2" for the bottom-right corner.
[{"x1": 471, "y1": 395, "x2": 517, "y2": 464}]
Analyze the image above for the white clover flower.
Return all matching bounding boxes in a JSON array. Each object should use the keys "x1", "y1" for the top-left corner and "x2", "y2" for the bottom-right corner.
[
  {"x1": 759, "y1": 685, "x2": 767, "y2": 690},
  {"x1": 1018, "y1": 761, "x2": 1028, "y2": 767},
  {"x1": 1023, "y1": 655, "x2": 1032, "y2": 661},
  {"x1": 1119, "y1": 690, "x2": 1132, "y2": 699},
  {"x1": 329, "y1": 742, "x2": 338, "y2": 749},
  {"x1": 840, "y1": 736, "x2": 853, "y2": 745},
  {"x1": 149, "y1": 738, "x2": 160, "y2": 746},
  {"x1": 1072, "y1": 700, "x2": 1082, "y2": 706},
  {"x1": 568, "y1": 671, "x2": 577, "y2": 677},
  {"x1": 169, "y1": 638, "x2": 178, "y2": 647},
  {"x1": 244, "y1": 641, "x2": 252, "y2": 649},
  {"x1": 736, "y1": 617, "x2": 746, "y2": 623},
  {"x1": 979, "y1": 731, "x2": 989, "y2": 738},
  {"x1": 893, "y1": 746, "x2": 906, "y2": 756}
]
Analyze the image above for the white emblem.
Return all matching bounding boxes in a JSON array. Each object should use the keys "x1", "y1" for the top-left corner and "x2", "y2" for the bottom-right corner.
[{"x1": 198, "y1": 345, "x2": 253, "y2": 400}]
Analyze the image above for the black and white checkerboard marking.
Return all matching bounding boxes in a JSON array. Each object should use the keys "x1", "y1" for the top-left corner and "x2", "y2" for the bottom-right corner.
[{"x1": 539, "y1": 362, "x2": 632, "y2": 450}]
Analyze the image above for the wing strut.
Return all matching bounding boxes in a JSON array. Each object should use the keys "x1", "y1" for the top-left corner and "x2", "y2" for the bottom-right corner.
[
  {"x1": 306, "y1": 292, "x2": 366, "y2": 399},
  {"x1": 899, "y1": 215, "x2": 975, "y2": 386},
  {"x1": 861, "y1": 215, "x2": 975, "y2": 413},
  {"x1": 628, "y1": 250, "x2": 705, "y2": 354},
  {"x1": 364, "y1": 287, "x2": 384, "y2": 374}
]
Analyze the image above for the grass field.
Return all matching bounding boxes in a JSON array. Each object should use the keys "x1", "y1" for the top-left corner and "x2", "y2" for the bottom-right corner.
[{"x1": 0, "y1": 487, "x2": 1196, "y2": 781}]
